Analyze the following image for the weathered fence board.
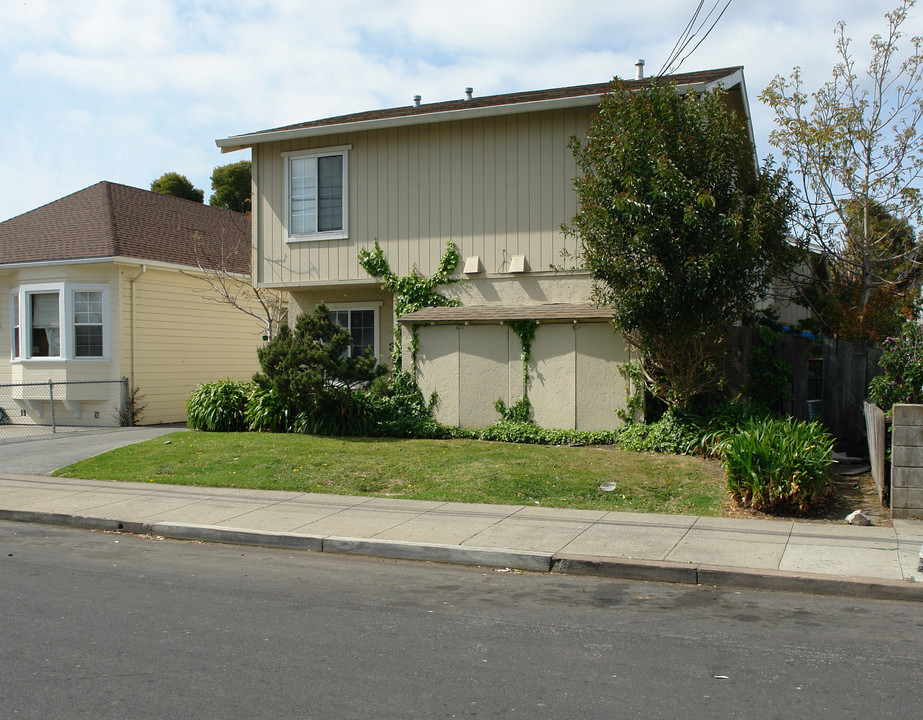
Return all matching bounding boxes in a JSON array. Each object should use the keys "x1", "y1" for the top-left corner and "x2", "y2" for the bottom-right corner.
[{"x1": 863, "y1": 400, "x2": 888, "y2": 503}]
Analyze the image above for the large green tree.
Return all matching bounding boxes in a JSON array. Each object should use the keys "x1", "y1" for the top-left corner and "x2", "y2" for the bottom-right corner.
[
  {"x1": 566, "y1": 80, "x2": 794, "y2": 410},
  {"x1": 761, "y1": 0, "x2": 923, "y2": 342},
  {"x1": 210, "y1": 160, "x2": 252, "y2": 213},
  {"x1": 150, "y1": 172, "x2": 204, "y2": 203}
]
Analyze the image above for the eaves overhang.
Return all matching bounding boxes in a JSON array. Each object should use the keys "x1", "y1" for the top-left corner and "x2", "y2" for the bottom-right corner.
[{"x1": 216, "y1": 72, "x2": 744, "y2": 153}]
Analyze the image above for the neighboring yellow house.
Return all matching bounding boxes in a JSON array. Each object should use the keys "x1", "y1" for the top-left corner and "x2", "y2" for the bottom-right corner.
[
  {"x1": 0, "y1": 182, "x2": 263, "y2": 425},
  {"x1": 215, "y1": 66, "x2": 753, "y2": 431}
]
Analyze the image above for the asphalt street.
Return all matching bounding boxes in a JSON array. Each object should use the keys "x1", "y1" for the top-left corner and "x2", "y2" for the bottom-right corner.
[{"x1": 2, "y1": 520, "x2": 921, "y2": 719}]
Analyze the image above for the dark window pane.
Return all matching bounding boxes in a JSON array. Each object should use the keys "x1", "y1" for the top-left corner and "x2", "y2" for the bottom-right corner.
[
  {"x1": 317, "y1": 155, "x2": 343, "y2": 232},
  {"x1": 75, "y1": 326, "x2": 103, "y2": 357}
]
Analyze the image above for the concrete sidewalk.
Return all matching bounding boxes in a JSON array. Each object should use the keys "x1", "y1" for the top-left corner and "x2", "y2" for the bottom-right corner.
[{"x1": 1, "y1": 472, "x2": 921, "y2": 601}]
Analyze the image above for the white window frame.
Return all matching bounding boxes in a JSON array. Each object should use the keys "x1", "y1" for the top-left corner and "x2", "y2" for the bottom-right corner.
[
  {"x1": 326, "y1": 302, "x2": 381, "y2": 360},
  {"x1": 10, "y1": 283, "x2": 110, "y2": 362},
  {"x1": 284, "y1": 145, "x2": 350, "y2": 243},
  {"x1": 10, "y1": 292, "x2": 20, "y2": 359}
]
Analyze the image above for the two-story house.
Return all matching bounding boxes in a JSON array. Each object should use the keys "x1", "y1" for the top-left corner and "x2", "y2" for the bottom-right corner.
[{"x1": 216, "y1": 66, "x2": 754, "y2": 431}]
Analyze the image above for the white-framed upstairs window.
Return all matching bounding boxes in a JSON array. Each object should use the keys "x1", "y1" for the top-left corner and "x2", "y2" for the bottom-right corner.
[
  {"x1": 284, "y1": 145, "x2": 350, "y2": 242},
  {"x1": 10, "y1": 283, "x2": 110, "y2": 361},
  {"x1": 327, "y1": 302, "x2": 380, "y2": 360}
]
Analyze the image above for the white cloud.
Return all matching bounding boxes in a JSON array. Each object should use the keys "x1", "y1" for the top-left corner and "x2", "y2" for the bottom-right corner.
[{"x1": 1, "y1": 0, "x2": 921, "y2": 221}]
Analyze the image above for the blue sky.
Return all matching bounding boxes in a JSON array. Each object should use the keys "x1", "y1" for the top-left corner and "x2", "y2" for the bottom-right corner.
[{"x1": 1, "y1": 0, "x2": 918, "y2": 222}]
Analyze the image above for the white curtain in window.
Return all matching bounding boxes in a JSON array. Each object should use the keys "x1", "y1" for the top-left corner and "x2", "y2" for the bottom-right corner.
[{"x1": 31, "y1": 293, "x2": 60, "y2": 356}]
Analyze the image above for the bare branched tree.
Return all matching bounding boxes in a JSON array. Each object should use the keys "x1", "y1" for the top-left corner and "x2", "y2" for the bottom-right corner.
[
  {"x1": 761, "y1": 0, "x2": 923, "y2": 342},
  {"x1": 184, "y1": 212, "x2": 287, "y2": 341}
]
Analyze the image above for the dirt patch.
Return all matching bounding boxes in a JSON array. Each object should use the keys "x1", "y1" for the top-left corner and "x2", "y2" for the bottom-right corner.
[{"x1": 721, "y1": 463, "x2": 891, "y2": 527}]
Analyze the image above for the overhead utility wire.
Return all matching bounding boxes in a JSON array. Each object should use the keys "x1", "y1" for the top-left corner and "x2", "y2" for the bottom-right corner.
[{"x1": 656, "y1": 0, "x2": 735, "y2": 77}]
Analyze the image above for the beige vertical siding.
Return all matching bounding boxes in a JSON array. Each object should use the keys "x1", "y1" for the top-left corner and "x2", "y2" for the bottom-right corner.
[
  {"x1": 413, "y1": 320, "x2": 627, "y2": 431},
  {"x1": 252, "y1": 106, "x2": 593, "y2": 287},
  {"x1": 120, "y1": 266, "x2": 263, "y2": 424}
]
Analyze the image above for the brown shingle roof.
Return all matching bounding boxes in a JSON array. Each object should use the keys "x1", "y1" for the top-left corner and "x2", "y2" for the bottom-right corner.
[
  {"x1": 223, "y1": 66, "x2": 743, "y2": 144},
  {"x1": 399, "y1": 303, "x2": 616, "y2": 324},
  {"x1": 0, "y1": 181, "x2": 250, "y2": 273}
]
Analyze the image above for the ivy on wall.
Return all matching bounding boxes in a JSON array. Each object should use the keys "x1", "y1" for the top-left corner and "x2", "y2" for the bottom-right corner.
[
  {"x1": 495, "y1": 319, "x2": 539, "y2": 423},
  {"x1": 358, "y1": 239, "x2": 461, "y2": 373},
  {"x1": 509, "y1": 320, "x2": 538, "y2": 395}
]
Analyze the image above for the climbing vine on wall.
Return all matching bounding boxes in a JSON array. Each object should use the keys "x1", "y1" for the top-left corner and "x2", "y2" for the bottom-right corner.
[
  {"x1": 495, "y1": 319, "x2": 539, "y2": 424},
  {"x1": 358, "y1": 239, "x2": 461, "y2": 372},
  {"x1": 509, "y1": 320, "x2": 538, "y2": 395}
]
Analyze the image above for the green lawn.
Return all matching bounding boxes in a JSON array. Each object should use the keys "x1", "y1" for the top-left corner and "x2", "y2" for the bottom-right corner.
[{"x1": 54, "y1": 432, "x2": 728, "y2": 515}]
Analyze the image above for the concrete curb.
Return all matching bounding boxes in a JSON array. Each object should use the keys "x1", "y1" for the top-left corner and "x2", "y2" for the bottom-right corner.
[
  {"x1": 0, "y1": 509, "x2": 151, "y2": 536},
  {"x1": 3, "y1": 510, "x2": 921, "y2": 601},
  {"x1": 552, "y1": 555, "x2": 699, "y2": 584},
  {"x1": 323, "y1": 535, "x2": 553, "y2": 571},
  {"x1": 152, "y1": 523, "x2": 324, "y2": 552},
  {"x1": 553, "y1": 553, "x2": 923, "y2": 601}
]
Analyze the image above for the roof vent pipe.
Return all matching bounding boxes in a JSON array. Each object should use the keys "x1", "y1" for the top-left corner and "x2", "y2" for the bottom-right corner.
[
  {"x1": 635, "y1": 59, "x2": 645, "y2": 80},
  {"x1": 413, "y1": 95, "x2": 421, "y2": 107},
  {"x1": 465, "y1": 87, "x2": 473, "y2": 100}
]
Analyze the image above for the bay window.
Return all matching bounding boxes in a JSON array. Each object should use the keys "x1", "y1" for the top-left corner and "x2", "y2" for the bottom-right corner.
[{"x1": 10, "y1": 284, "x2": 108, "y2": 361}]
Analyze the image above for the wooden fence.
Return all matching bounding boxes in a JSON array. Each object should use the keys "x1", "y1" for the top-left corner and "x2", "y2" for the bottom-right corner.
[
  {"x1": 724, "y1": 327, "x2": 882, "y2": 453},
  {"x1": 863, "y1": 400, "x2": 888, "y2": 503}
]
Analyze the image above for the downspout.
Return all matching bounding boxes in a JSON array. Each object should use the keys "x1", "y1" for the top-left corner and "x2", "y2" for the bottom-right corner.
[{"x1": 128, "y1": 264, "x2": 146, "y2": 388}]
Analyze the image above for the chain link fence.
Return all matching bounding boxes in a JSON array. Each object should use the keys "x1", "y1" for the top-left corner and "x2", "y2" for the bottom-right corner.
[{"x1": 0, "y1": 378, "x2": 129, "y2": 442}]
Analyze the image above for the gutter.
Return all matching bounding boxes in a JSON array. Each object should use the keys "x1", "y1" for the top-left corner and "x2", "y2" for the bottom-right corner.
[{"x1": 128, "y1": 264, "x2": 146, "y2": 389}]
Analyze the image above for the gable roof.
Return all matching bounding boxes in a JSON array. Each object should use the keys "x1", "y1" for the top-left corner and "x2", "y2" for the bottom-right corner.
[
  {"x1": 0, "y1": 182, "x2": 250, "y2": 272},
  {"x1": 218, "y1": 66, "x2": 746, "y2": 152}
]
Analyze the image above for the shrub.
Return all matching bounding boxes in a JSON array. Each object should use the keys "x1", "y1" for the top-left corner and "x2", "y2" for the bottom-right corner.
[
  {"x1": 613, "y1": 411, "x2": 701, "y2": 455},
  {"x1": 186, "y1": 379, "x2": 251, "y2": 432},
  {"x1": 723, "y1": 417, "x2": 834, "y2": 514},
  {"x1": 246, "y1": 386, "x2": 293, "y2": 433},
  {"x1": 363, "y1": 372, "x2": 446, "y2": 438},
  {"x1": 455, "y1": 420, "x2": 616, "y2": 446},
  {"x1": 868, "y1": 320, "x2": 923, "y2": 414},
  {"x1": 118, "y1": 386, "x2": 147, "y2": 427},
  {"x1": 253, "y1": 304, "x2": 386, "y2": 436},
  {"x1": 494, "y1": 396, "x2": 533, "y2": 424}
]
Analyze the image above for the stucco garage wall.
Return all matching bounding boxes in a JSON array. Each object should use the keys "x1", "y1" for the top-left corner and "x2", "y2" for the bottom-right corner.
[{"x1": 413, "y1": 321, "x2": 628, "y2": 431}]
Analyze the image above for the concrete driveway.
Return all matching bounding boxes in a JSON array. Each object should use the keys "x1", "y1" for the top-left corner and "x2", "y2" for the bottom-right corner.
[{"x1": 0, "y1": 425, "x2": 186, "y2": 474}]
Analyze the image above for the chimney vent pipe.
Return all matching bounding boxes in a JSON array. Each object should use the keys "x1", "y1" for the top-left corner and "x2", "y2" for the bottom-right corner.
[
  {"x1": 635, "y1": 59, "x2": 645, "y2": 80},
  {"x1": 413, "y1": 95, "x2": 421, "y2": 107},
  {"x1": 465, "y1": 87, "x2": 473, "y2": 100}
]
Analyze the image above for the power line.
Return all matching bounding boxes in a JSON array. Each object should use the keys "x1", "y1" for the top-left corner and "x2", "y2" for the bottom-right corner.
[{"x1": 656, "y1": 0, "x2": 735, "y2": 78}]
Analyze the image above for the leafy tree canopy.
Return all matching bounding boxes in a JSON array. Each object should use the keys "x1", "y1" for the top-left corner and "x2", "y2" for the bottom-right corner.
[
  {"x1": 566, "y1": 80, "x2": 794, "y2": 410},
  {"x1": 210, "y1": 160, "x2": 252, "y2": 213},
  {"x1": 150, "y1": 172, "x2": 204, "y2": 203}
]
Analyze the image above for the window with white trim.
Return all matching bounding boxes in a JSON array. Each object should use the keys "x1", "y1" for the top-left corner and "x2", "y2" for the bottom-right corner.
[
  {"x1": 30, "y1": 292, "x2": 60, "y2": 357},
  {"x1": 10, "y1": 284, "x2": 109, "y2": 361},
  {"x1": 73, "y1": 290, "x2": 104, "y2": 357},
  {"x1": 328, "y1": 304, "x2": 378, "y2": 359},
  {"x1": 285, "y1": 146, "x2": 349, "y2": 241},
  {"x1": 11, "y1": 293, "x2": 20, "y2": 359}
]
